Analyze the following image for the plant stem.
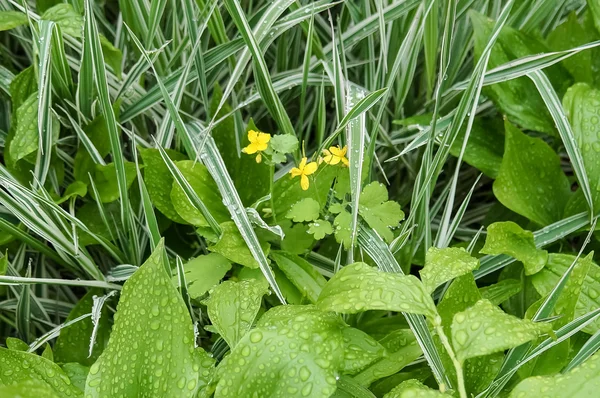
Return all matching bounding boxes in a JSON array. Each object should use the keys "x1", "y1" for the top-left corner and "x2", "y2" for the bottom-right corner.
[
  {"x1": 435, "y1": 324, "x2": 467, "y2": 398},
  {"x1": 269, "y1": 163, "x2": 277, "y2": 223}
]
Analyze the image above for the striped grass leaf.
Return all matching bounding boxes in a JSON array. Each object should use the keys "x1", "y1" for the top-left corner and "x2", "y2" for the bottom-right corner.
[
  {"x1": 424, "y1": 0, "x2": 439, "y2": 98},
  {"x1": 132, "y1": 142, "x2": 160, "y2": 250},
  {"x1": 16, "y1": 266, "x2": 31, "y2": 341},
  {"x1": 298, "y1": 13, "x2": 315, "y2": 137},
  {"x1": 77, "y1": 0, "x2": 93, "y2": 119},
  {"x1": 564, "y1": 328, "x2": 600, "y2": 372},
  {"x1": 528, "y1": 69, "x2": 594, "y2": 217},
  {"x1": 0, "y1": 274, "x2": 121, "y2": 290}
]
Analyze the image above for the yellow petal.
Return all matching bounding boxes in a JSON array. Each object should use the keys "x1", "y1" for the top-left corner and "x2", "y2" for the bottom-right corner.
[
  {"x1": 303, "y1": 161, "x2": 318, "y2": 175},
  {"x1": 341, "y1": 156, "x2": 349, "y2": 166},
  {"x1": 256, "y1": 132, "x2": 271, "y2": 144},
  {"x1": 329, "y1": 156, "x2": 341, "y2": 165},
  {"x1": 301, "y1": 175, "x2": 310, "y2": 190},
  {"x1": 256, "y1": 142, "x2": 269, "y2": 151},
  {"x1": 290, "y1": 167, "x2": 302, "y2": 178},
  {"x1": 255, "y1": 153, "x2": 262, "y2": 163},
  {"x1": 244, "y1": 143, "x2": 259, "y2": 154},
  {"x1": 330, "y1": 146, "x2": 344, "y2": 157},
  {"x1": 298, "y1": 157, "x2": 308, "y2": 171},
  {"x1": 340, "y1": 145, "x2": 348, "y2": 156},
  {"x1": 248, "y1": 130, "x2": 259, "y2": 143},
  {"x1": 323, "y1": 154, "x2": 334, "y2": 164}
]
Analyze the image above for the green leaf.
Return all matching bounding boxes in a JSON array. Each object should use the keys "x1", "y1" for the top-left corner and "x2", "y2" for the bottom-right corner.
[
  {"x1": 85, "y1": 240, "x2": 212, "y2": 397},
  {"x1": 451, "y1": 299, "x2": 552, "y2": 363},
  {"x1": 531, "y1": 253, "x2": 600, "y2": 333},
  {"x1": 308, "y1": 219, "x2": 333, "y2": 240},
  {"x1": 172, "y1": 253, "x2": 231, "y2": 299},
  {"x1": 270, "y1": 134, "x2": 299, "y2": 154},
  {"x1": 383, "y1": 379, "x2": 449, "y2": 398},
  {"x1": 280, "y1": 221, "x2": 314, "y2": 254},
  {"x1": 92, "y1": 162, "x2": 137, "y2": 203},
  {"x1": 547, "y1": 13, "x2": 593, "y2": 85},
  {"x1": 214, "y1": 305, "x2": 343, "y2": 398},
  {"x1": 99, "y1": 36, "x2": 123, "y2": 79},
  {"x1": 5, "y1": 338, "x2": 28, "y2": 351},
  {"x1": 208, "y1": 221, "x2": 271, "y2": 268},
  {"x1": 286, "y1": 198, "x2": 321, "y2": 223},
  {"x1": 42, "y1": 4, "x2": 83, "y2": 38},
  {"x1": 170, "y1": 160, "x2": 230, "y2": 226},
  {"x1": 204, "y1": 278, "x2": 268, "y2": 349},
  {"x1": 10, "y1": 93, "x2": 40, "y2": 163},
  {"x1": 480, "y1": 279, "x2": 522, "y2": 305},
  {"x1": 0, "y1": 348, "x2": 82, "y2": 396},
  {"x1": 493, "y1": 121, "x2": 571, "y2": 226},
  {"x1": 0, "y1": 11, "x2": 28, "y2": 31},
  {"x1": 509, "y1": 349, "x2": 600, "y2": 398},
  {"x1": 340, "y1": 327, "x2": 386, "y2": 375},
  {"x1": 334, "y1": 210, "x2": 353, "y2": 249},
  {"x1": 0, "y1": 381, "x2": 62, "y2": 398},
  {"x1": 354, "y1": 329, "x2": 423, "y2": 387},
  {"x1": 358, "y1": 182, "x2": 404, "y2": 243},
  {"x1": 54, "y1": 289, "x2": 110, "y2": 366},
  {"x1": 480, "y1": 221, "x2": 548, "y2": 275},
  {"x1": 419, "y1": 247, "x2": 480, "y2": 293},
  {"x1": 139, "y1": 148, "x2": 188, "y2": 224},
  {"x1": 55, "y1": 181, "x2": 88, "y2": 204},
  {"x1": 270, "y1": 250, "x2": 327, "y2": 304},
  {"x1": 317, "y1": 263, "x2": 437, "y2": 319},
  {"x1": 61, "y1": 363, "x2": 89, "y2": 392},
  {"x1": 73, "y1": 113, "x2": 112, "y2": 183}
]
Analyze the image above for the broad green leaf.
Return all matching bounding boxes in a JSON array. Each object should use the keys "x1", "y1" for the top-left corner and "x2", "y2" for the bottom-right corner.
[
  {"x1": 451, "y1": 299, "x2": 552, "y2": 363},
  {"x1": 61, "y1": 363, "x2": 89, "y2": 392},
  {"x1": 419, "y1": 247, "x2": 480, "y2": 293},
  {"x1": 170, "y1": 160, "x2": 230, "y2": 226},
  {"x1": 0, "y1": 11, "x2": 27, "y2": 31},
  {"x1": 333, "y1": 210, "x2": 353, "y2": 249},
  {"x1": 42, "y1": 4, "x2": 83, "y2": 38},
  {"x1": 270, "y1": 134, "x2": 299, "y2": 154},
  {"x1": 204, "y1": 278, "x2": 268, "y2": 349},
  {"x1": 280, "y1": 221, "x2": 314, "y2": 254},
  {"x1": 286, "y1": 198, "x2": 320, "y2": 222},
  {"x1": 341, "y1": 327, "x2": 386, "y2": 375},
  {"x1": 317, "y1": 263, "x2": 437, "y2": 319},
  {"x1": 308, "y1": 219, "x2": 333, "y2": 240},
  {"x1": 55, "y1": 181, "x2": 88, "y2": 204},
  {"x1": 73, "y1": 114, "x2": 112, "y2": 183},
  {"x1": 358, "y1": 182, "x2": 404, "y2": 243},
  {"x1": 99, "y1": 36, "x2": 123, "y2": 78},
  {"x1": 480, "y1": 279, "x2": 522, "y2": 305},
  {"x1": 85, "y1": 240, "x2": 211, "y2": 397},
  {"x1": 532, "y1": 253, "x2": 600, "y2": 333},
  {"x1": 92, "y1": 162, "x2": 137, "y2": 203},
  {"x1": 470, "y1": 11, "x2": 570, "y2": 134},
  {"x1": 563, "y1": 83, "x2": 600, "y2": 212},
  {"x1": 0, "y1": 348, "x2": 82, "y2": 396},
  {"x1": 214, "y1": 305, "x2": 343, "y2": 398},
  {"x1": 547, "y1": 13, "x2": 593, "y2": 85},
  {"x1": 54, "y1": 289, "x2": 110, "y2": 366},
  {"x1": 139, "y1": 148, "x2": 188, "y2": 224},
  {"x1": 10, "y1": 93, "x2": 40, "y2": 163},
  {"x1": 383, "y1": 379, "x2": 449, "y2": 398},
  {"x1": 509, "y1": 349, "x2": 600, "y2": 398},
  {"x1": 0, "y1": 381, "x2": 62, "y2": 398},
  {"x1": 173, "y1": 253, "x2": 231, "y2": 299},
  {"x1": 480, "y1": 221, "x2": 548, "y2": 275},
  {"x1": 6, "y1": 338, "x2": 28, "y2": 351},
  {"x1": 353, "y1": 329, "x2": 422, "y2": 386},
  {"x1": 208, "y1": 221, "x2": 270, "y2": 268},
  {"x1": 493, "y1": 121, "x2": 571, "y2": 226},
  {"x1": 270, "y1": 250, "x2": 326, "y2": 304}
]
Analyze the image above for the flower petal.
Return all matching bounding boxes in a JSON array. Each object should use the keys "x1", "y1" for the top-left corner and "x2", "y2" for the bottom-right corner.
[
  {"x1": 341, "y1": 156, "x2": 349, "y2": 166},
  {"x1": 303, "y1": 161, "x2": 318, "y2": 175},
  {"x1": 256, "y1": 142, "x2": 269, "y2": 151},
  {"x1": 330, "y1": 146, "x2": 344, "y2": 157},
  {"x1": 257, "y1": 132, "x2": 271, "y2": 144},
  {"x1": 298, "y1": 157, "x2": 308, "y2": 171},
  {"x1": 244, "y1": 143, "x2": 259, "y2": 154},
  {"x1": 301, "y1": 175, "x2": 310, "y2": 190},
  {"x1": 290, "y1": 167, "x2": 302, "y2": 178},
  {"x1": 248, "y1": 130, "x2": 259, "y2": 143},
  {"x1": 329, "y1": 156, "x2": 341, "y2": 165},
  {"x1": 323, "y1": 154, "x2": 334, "y2": 164}
]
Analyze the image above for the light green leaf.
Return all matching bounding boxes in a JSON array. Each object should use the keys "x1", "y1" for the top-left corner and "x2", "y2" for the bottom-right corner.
[
  {"x1": 547, "y1": 13, "x2": 593, "y2": 85},
  {"x1": 286, "y1": 198, "x2": 321, "y2": 222},
  {"x1": 493, "y1": 121, "x2": 571, "y2": 226},
  {"x1": 42, "y1": 4, "x2": 83, "y2": 38},
  {"x1": 480, "y1": 221, "x2": 548, "y2": 275},
  {"x1": 509, "y1": 349, "x2": 600, "y2": 398},
  {"x1": 0, "y1": 11, "x2": 28, "y2": 31},
  {"x1": 0, "y1": 348, "x2": 82, "y2": 396},
  {"x1": 10, "y1": 93, "x2": 39, "y2": 163},
  {"x1": 383, "y1": 379, "x2": 449, "y2": 398},
  {"x1": 341, "y1": 327, "x2": 386, "y2": 375},
  {"x1": 92, "y1": 162, "x2": 137, "y2": 203},
  {"x1": 5, "y1": 338, "x2": 28, "y2": 351},
  {"x1": 99, "y1": 36, "x2": 123, "y2": 78},
  {"x1": 55, "y1": 181, "x2": 88, "y2": 204},
  {"x1": 419, "y1": 247, "x2": 480, "y2": 293},
  {"x1": 354, "y1": 329, "x2": 422, "y2": 386},
  {"x1": 480, "y1": 279, "x2": 522, "y2": 305},
  {"x1": 270, "y1": 134, "x2": 299, "y2": 154},
  {"x1": 204, "y1": 278, "x2": 268, "y2": 349},
  {"x1": 451, "y1": 299, "x2": 552, "y2": 363},
  {"x1": 170, "y1": 160, "x2": 230, "y2": 226},
  {"x1": 358, "y1": 182, "x2": 404, "y2": 243},
  {"x1": 61, "y1": 363, "x2": 88, "y2": 392},
  {"x1": 308, "y1": 219, "x2": 333, "y2": 240},
  {"x1": 270, "y1": 251, "x2": 326, "y2": 304},
  {"x1": 317, "y1": 263, "x2": 437, "y2": 319},
  {"x1": 280, "y1": 222, "x2": 314, "y2": 254},
  {"x1": 0, "y1": 381, "x2": 62, "y2": 398},
  {"x1": 208, "y1": 221, "x2": 270, "y2": 268},
  {"x1": 172, "y1": 253, "x2": 231, "y2": 299},
  {"x1": 85, "y1": 240, "x2": 211, "y2": 397},
  {"x1": 214, "y1": 305, "x2": 343, "y2": 398},
  {"x1": 333, "y1": 210, "x2": 353, "y2": 249}
]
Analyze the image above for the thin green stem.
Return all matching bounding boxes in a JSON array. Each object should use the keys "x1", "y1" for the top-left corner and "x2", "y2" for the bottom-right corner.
[
  {"x1": 435, "y1": 323, "x2": 467, "y2": 398},
  {"x1": 269, "y1": 163, "x2": 277, "y2": 223}
]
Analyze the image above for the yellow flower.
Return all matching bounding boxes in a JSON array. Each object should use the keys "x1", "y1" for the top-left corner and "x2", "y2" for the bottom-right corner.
[
  {"x1": 242, "y1": 130, "x2": 271, "y2": 163},
  {"x1": 290, "y1": 157, "x2": 318, "y2": 190},
  {"x1": 322, "y1": 145, "x2": 349, "y2": 166}
]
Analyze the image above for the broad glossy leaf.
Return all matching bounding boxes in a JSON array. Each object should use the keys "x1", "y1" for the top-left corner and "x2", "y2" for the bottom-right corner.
[
  {"x1": 54, "y1": 289, "x2": 110, "y2": 366},
  {"x1": 0, "y1": 381, "x2": 62, "y2": 398},
  {"x1": 0, "y1": 348, "x2": 82, "y2": 396},
  {"x1": 286, "y1": 198, "x2": 320, "y2": 222},
  {"x1": 308, "y1": 219, "x2": 333, "y2": 240},
  {"x1": 6, "y1": 337, "x2": 28, "y2": 351},
  {"x1": 61, "y1": 363, "x2": 88, "y2": 392},
  {"x1": 479, "y1": 279, "x2": 522, "y2": 305},
  {"x1": 173, "y1": 253, "x2": 231, "y2": 299},
  {"x1": 214, "y1": 305, "x2": 343, "y2": 398},
  {"x1": 354, "y1": 329, "x2": 422, "y2": 386},
  {"x1": 451, "y1": 299, "x2": 552, "y2": 363},
  {"x1": 547, "y1": 13, "x2": 593, "y2": 84},
  {"x1": 419, "y1": 247, "x2": 479, "y2": 293},
  {"x1": 280, "y1": 221, "x2": 314, "y2": 254},
  {"x1": 317, "y1": 263, "x2": 437, "y2": 319},
  {"x1": 532, "y1": 253, "x2": 600, "y2": 333},
  {"x1": 85, "y1": 240, "x2": 211, "y2": 397},
  {"x1": 271, "y1": 250, "x2": 326, "y2": 304},
  {"x1": 10, "y1": 93, "x2": 40, "y2": 163},
  {"x1": 92, "y1": 162, "x2": 137, "y2": 203},
  {"x1": 358, "y1": 182, "x2": 404, "y2": 243},
  {"x1": 383, "y1": 379, "x2": 449, "y2": 398},
  {"x1": 0, "y1": 11, "x2": 27, "y2": 31},
  {"x1": 480, "y1": 221, "x2": 548, "y2": 275},
  {"x1": 73, "y1": 114, "x2": 112, "y2": 183},
  {"x1": 208, "y1": 221, "x2": 270, "y2": 268},
  {"x1": 204, "y1": 278, "x2": 268, "y2": 349},
  {"x1": 509, "y1": 349, "x2": 600, "y2": 398},
  {"x1": 170, "y1": 160, "x2": 230, "y2": 226},
  {"x1": 493, "y1": 121, "x2": 571, "y2": 226},
  {"x1": 340, "y1": 327, "x2": 386, "y2": 376},
  {"x1": 42, "y1": 4, "x2": 83, "y2": 38}
]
